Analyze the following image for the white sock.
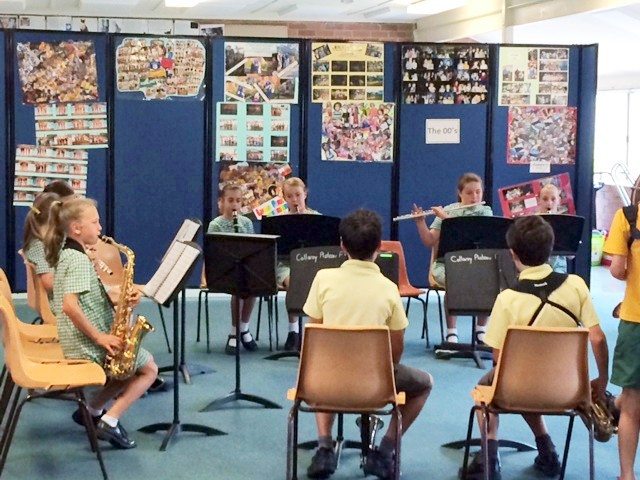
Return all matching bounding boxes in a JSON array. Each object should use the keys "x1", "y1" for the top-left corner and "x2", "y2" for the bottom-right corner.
[
  {"x1": 289, "y1": 322, "x2": 299, "y2": 333},
  {"x1": 227, "y1": 336, "x2": 237, "y2": 347},
  {"x1": 240, "y1": 321, "x2": 251, "y2": 334},
  {"x1": 446, "y1": 328, "x2": 458, "y2": 342},
  {"x1": 100, "y1": 413, "x2": 118, "y2": 427},
  {"x1": 230, "y1": 326, "x2": 237, "y2": 336},
  {"x1": 476, "y1": 325, "x2": 486, "y2": 342},
  {"x1": 87, "y1": 406, "x2": 103, "y2": 417}
]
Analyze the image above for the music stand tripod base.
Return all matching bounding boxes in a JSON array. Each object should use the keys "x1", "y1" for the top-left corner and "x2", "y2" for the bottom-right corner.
[
  {"x1": 442, "y1": 438, "x2": 535, "y2": 451},
  {"x1": 139, "y1": 420, "x2": 226, "y2": 451},
  {"x1": 434, "y1": 342, "x2": 493, "y2": 369}
]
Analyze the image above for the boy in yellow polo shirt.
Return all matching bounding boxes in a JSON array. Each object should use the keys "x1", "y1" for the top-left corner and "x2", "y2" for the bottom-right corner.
[
  {"x1": 303, "y1": 209, "x2": 433, "y2": 480},
  {"x1": 604, "y1": 204, "x2": 640, "y2": 480}
]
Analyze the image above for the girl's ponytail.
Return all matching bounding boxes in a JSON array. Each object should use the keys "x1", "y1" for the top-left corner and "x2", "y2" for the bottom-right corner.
[{"x1": 43, "y1": 200, "x2": 66, "y2": 267}]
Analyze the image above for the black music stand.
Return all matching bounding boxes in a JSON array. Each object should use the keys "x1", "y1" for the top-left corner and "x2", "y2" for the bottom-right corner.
[
  {"x1": 139, "y1": 242, "x2": 226, "y2": 450},
  {"x1": 434, "y1": 216, "x2": 513, "y2": 368},
  {"x1": 261, "y1": 215, "x2": 340, "y2": 360},
  {"x1": 200, "y1": 232, "x2": 281, "y2": 411},
  {"x1": 541, "y1": 214, "x2": 585, "y2": 256}
]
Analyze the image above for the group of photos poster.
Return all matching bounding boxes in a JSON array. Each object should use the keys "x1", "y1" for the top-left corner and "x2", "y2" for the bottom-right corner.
[
  {"x1": 116, "y1": 37, "x2": 206, "y2": 100},
  {"x1": 311, "y1": 42, "x2": 384, "y2": 102},
  {"x1": 507, "y1": 106, "x2": 577, "y2": 165},
  {"x1": 321, "y1": 102, "x2": 394, "y2": 162},
  {"x1": 498, "y1": 172, "x2": 575, "y2": 218},
  {"x1": 402, "y1": 44, "x2": 490, "y2": 105},
  {"x1": 215, "y1": 102, "x2": 290, "y2": 164},
  {"x1": 224, "y1": 41, "x2": 299, "y2": 103},
  {"x1": 35, "y1": 102, "x2": 108, "y2": 149},
  {"x1": 499, "y1": 47, "x2": 569, "y2": 106}
]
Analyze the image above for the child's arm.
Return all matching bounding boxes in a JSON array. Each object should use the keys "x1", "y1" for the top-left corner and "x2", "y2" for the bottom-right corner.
[
  {"x1": 39, "y1": 272, "x2": 54, "y2": 293},
  {"x1": 62, "y1": 292, "x2": 123, "y2": 355},
  {"x1": 389, "y1": 329, "x2": 405, "y2": 364},
  {"x1": 609, "y1": 255, "x2": 627, "y2": 281}
]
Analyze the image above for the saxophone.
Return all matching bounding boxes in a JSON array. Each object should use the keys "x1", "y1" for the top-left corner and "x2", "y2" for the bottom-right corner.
[{"x1": 101, "y1": 236, "x2": 154, "y2": 380}]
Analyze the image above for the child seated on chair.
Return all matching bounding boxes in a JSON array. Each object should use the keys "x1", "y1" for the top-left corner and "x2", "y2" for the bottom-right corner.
[
  {"x1": 537, "y1": 183, "x2": 568, "y2": 273},
  {"x1": 44, "y1": 197, "x2": 158, "y2": 450},
  {"x1": 279, "y1": 177, "x2": 320, "y2": 351},
  {"x1": 207, "y1": 184, "x2": 258, "y2": 355},
  {"x1": 303, "y1": 209, "x2": 433, "y2": 480},
  {"x1": 463, "y1": 215, "x2": 609, "y2": 480}
]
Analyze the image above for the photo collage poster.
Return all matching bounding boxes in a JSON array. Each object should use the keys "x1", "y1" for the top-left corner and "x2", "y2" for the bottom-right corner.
[
  {"x1": 35, "y1": 102, "x2": 108, "y2": 149},
  {"x1": 402, "y1": 44, "x2": 489, "y2": 105},
  {"x1": 225, "y1": 41, "x2": 299, "y2": 103},
  {"x1": 116, "y1": 37, "x2": 206, "y2": 100},
  {"x1": 216, "y1": 103, "x2": 290, "y2": 163},
  {"x1": 17, "y1": 40, "x2": 99, "y2": 104},
  {"x1": 218, "y1": 161, "x2": 292, "y2": 217},
  {"x1": 498, "y1": 172, "x2": 575, "y2": 218},
  {"x1": 14, "y1": 145, "x2": 88, "y2": 206},
  {"x1": 507, "y1": 106, "x2": 577, "y2": 165},
  {"x1": 499, "y1": 47, "x2": 569, "y2": 106},
  {"x1": 311, "y1": 42, "x2": 384, "y2": 103},
  {"x1": 321, "y1": 102, "x2": 394, "y2": 162}
]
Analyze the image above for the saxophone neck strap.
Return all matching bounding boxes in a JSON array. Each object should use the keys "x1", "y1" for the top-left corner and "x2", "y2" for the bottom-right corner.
[
  {"x1": 510, "y1": 271, "x2": 582, "y2": 327},
  {"x1": 63, "y1": 238, "x2": 87, "y2": 255},
  {"x1": 622, "y1": 205, "x2": 640, "y2": 249}
]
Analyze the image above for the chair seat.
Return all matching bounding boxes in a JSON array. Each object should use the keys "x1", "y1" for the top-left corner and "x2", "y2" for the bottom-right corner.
[
  {"x1": 15, "y1": 360, "x2": 106, "y2": 391},
  {"x1": 471, "y1": 385, "x2": 494, "y2": 404},
  {"x1": 18, "y1": 323, "x2": 58, "y2": 343},
  {"x1": 23, "y1": 341, "x2": 65, "y2": 360},
  {"x1": 398, "y1": 286, "x2": 424, "y2": 297}
]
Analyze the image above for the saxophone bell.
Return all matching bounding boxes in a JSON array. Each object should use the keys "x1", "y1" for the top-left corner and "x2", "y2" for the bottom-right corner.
[{"x1": 356, "y1": 414, "x2": 385, "y2": 455}]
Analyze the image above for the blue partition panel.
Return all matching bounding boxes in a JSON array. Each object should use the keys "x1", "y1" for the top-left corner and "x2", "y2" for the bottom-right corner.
[
  {"x1": 489, "y1": 45, "x2": 592, "y2": 282},
  {"x1": 398, "y1": 103, "x2": 488, "y2": 286},
  {"x1": 306, "y1": 43, "x2": 397, "y2": 237},
  {"x1": 11, "y1": 31, "x2": 109, "y2": 291},
  {"x1": 0, "y1": 33, "x2": 6, "y2": 277},
  {"x1": 113, "y1": 35, "x2": 206, "y2": 285}
]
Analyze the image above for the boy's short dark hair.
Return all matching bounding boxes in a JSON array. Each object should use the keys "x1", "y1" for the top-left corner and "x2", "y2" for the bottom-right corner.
[
  {"x1": 339, "y1": 209, "x2": 381, "y2": 260},
  {"x1": 43, "y1": 180, "x2": 74, "y2": 197},
  {"x1": 506, "y1": 215, "x2": 554, "y2": 266}
]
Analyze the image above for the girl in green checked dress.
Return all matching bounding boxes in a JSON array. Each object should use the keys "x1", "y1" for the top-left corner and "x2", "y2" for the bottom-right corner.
[{"x1": 44, "y1": 197, "x2": 157, "y2": 450}]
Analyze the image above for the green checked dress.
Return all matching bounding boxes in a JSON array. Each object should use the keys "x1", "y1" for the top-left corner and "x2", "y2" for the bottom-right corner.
[{"x1": 52, "y1": 239, "x2": 151, "y2": 370}]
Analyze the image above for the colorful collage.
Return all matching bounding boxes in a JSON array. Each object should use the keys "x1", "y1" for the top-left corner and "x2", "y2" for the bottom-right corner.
[
  {"x1": 218, "y1": 162, "x2": 292, "y2": 217},
  {"x1": 321, "y1": 102, "x2": 394, "y2": 162},
  {"x1": 216, "y1": 102, "x2": 290, "y2": 163},
  {"x1": 14, "y1": 145, "x2": 88, "y2": 206},
  {"x1": 402, "y1": 44, "x2": 489, "y2": 105},
  {"x1": 507, "y1": 106, "x2": 577, "y2": 165},
  {"x1": 17, "y1": 40, "x2": 98, "y2": 104},
  {"x1": 499, "y1": 47, "x2": 569, "y2": 106},
  {"x1": 311, "y1": 42, "x2": 384, "y2": 103},
  {"x1": 35, "y1": 102, "x2": 108, "y2": 149},
  {"x1": 116, "y1": 37, "x2": 206, "y2": 100},
  {"x1": 225, "y1": 42, "x2": 299, "y2": 103},
  {"x1": 498, "y1": 173, "x2": 575, "y2": 218}
]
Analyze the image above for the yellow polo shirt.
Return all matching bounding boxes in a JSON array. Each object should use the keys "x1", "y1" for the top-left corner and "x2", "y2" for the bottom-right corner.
[
  {"x1": 303, "y1": 259, "x2": 408, "y2": 331},
  {"x1": 484, "y1": 264, "x2": 599, "y2": 350},
  {"x1": 604, "y1": 208, "x2": 640, "y2": 323}
]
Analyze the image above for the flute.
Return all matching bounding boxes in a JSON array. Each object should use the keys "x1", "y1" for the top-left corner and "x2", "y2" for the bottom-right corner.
[{"x1": 392, "y1": 201, "x2": 486, "y2": 222}]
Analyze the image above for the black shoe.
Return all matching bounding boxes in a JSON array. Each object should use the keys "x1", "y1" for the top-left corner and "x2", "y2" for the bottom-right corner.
[
  {"x1": 533, "y1": 451, "x2": 561, "y2": 477},
  {"x1": 72, "y1": 407, "x2": 103, "y2": 428},
  {"x1": 147, "y1": 376, "x2": 168, "y2": 394},
  {"x1": 307, "y1": 447, "x2": 337, "y2": 479},
  {"x1": 96, "y1": 420, "x2": 136, "y2": 449},
  {"x1": 363, "y1": 448, "x2": 394, "y2": 480},
  {"x1": 284, "y1": 331, "x2": 300, "y2": 351},
  {"x1": 240, "y1": 331, "x2": 258, "y2": 351},
  {"x1": 459, "y1": 452, "x2": 501, "y2": 480},
  {"x1": 225, "y1": 335, "x2": 237, "y2": 355}
]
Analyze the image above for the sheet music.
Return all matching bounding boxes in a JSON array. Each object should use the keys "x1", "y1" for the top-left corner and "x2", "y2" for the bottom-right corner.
[
  {"x1": 161, "y1": 218, "x2": 201, "y2": 262},
  {"x1": 153, "y1": 243, "x2": 201, "y2": 304}
]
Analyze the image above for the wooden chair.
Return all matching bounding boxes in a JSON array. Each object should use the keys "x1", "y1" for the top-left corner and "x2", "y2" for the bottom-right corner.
[
  {"x1": 380, "y1": 241, "x2": 429, "y2": 347},
  {"x1": 460, "y1": 326, "x2": 595, "y2": 480},
  {"x1": 0, "y1": 295, "x2": 108, "y2": 479},
  {"x1": 425, "y1": 248, "x2": 445, "y2": 345},
  {"x1": 286, "y1": 324, "x2": 405, "y2": 480},
  {"x1": 18, "y1": 250, "x2": 57, "y2": 326}
]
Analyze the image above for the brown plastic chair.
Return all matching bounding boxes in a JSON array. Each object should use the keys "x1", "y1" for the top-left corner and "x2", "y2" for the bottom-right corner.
[
  {"x1": 0, "y1": 295, "x2": 108, "y2": 479},
  {"x1": 425, "y1": 248, "x2": 446, "y2": 345},
  {"x1": 380, "y1": 241, "x2": 429, "y2": 347},
  {"x1": 460, "y1": 326, "x2": 595, "y2": 480},
  {"x1": 18, "y1": 250, "x2": 57, "y2": 326},
  {"x1": 286, "y1": 324, "x2": 405, "y2": 480}
]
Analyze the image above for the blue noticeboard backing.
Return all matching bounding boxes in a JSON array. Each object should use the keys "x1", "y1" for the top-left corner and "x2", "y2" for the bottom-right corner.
[
  {"x1": 0, "y1": 34, "x2": 6, "y2": 278},
  {"x1": 11, "y1": 32, "x2": 109, "y2": 292}
]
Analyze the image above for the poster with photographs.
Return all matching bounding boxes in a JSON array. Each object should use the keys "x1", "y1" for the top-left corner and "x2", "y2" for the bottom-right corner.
[
  {"x1": 499, "y1": 47, "x2": 569, "y2": 106},
  {"x1": 321, "y1": 102, "x2": 394, "y2": 162},
  {"x1": 17, "y1": 40, "x2": 98, "y2": 104},
  {"x1": 498, "y1": 173, "x2": 575, "y2": 218},
  {"x1": 116, "y1": 37, "x2": 206, "y2": 100},
  {"x1": 225, "y1": 41, "x2": 299, "y2": 103},
  {"x1": 14, "y1": 145, "x2": 88, "y2": 206},
  {"x1": 311, "y1": 42, "x2": 384, "y2": 103},
  {"x1": 35, "y1": 102, "x2": 108, "y2": 149},
  {"x1": 402, "y1": 44, "x2": 489, "y2": 105},
  {"x1": 216, "y1": 103, "x2": 290, "y2": 163},
  {"x1": 218, "y1": 161, "x2": 292, "y2": 217},
  {"x1": 507, "y1": 106, "x2": 577, "y2": 165}
]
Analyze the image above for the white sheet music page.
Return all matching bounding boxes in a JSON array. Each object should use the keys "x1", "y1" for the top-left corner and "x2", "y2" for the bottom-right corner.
[
  {"x1": 153, "y1": 243, "x2": 201, "y2": 304},
  {"x1": 143, "y1": 241, "x2": 186, "y2": 299},
  {"x1": 161, "y1": 219, "x2": 201, "y2": 262}
]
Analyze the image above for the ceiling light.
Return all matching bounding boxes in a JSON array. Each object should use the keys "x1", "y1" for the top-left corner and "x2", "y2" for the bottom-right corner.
[
  {"x1": 165, "y1": 0, "x2": 201, "y2": 7},
  {"x1": 406, "y1": 0, "x2": 468, "y2": 15}
]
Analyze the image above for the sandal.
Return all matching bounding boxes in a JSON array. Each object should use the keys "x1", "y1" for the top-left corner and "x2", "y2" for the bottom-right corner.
[
  {"x1": 475, "y1": 331, "x2": 486, "y2": 346},
  {"x1": 445, "y1": 333, "x2": 459, "y2": 343}
]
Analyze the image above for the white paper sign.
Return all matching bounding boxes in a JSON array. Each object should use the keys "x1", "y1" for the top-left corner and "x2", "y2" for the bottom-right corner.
[
  {"x1": 425, "y1": 118, "x2": 460, "y2": 144},
  {"x1": 529, "y1": 161, "x2": 551, "y2": 173}
]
